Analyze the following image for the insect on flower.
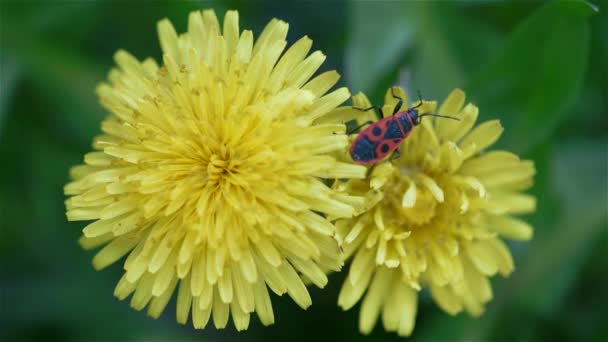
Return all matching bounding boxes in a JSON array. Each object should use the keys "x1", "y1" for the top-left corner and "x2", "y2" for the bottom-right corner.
[{"x1": 349, "y1": 88, "x2": 460, "y2": 165}]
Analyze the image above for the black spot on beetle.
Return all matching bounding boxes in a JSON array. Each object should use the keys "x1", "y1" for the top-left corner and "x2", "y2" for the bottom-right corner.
[
  {"x1": 372, "y1": 126, "x2": 382, "y2": 136},
  {"x1": 383, "y1": 120, "x2": 403, "y2": 139},
  {"x1": 351, "y1": 135, "x2": 377, "y2": 161}
]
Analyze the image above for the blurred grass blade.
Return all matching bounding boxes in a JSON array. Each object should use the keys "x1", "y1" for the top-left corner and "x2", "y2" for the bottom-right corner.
[
  {"x1": 346, "y1": 1, "x2": 501, "y2": 102},
  {"x1": 0, "y1": 56, "x2": 22, "y2": 137},
  {"x1": 3, "y1": 22, "x2": 106, "y2": 146},
  {"x1": 466, "y1": 0, "x2": 596, "y2": 153},
  {"x1": 522, "y1": 139, "x2": 607, "y2": 314},
  {"x1": 408, "y1": 2, "x2": 501, "y2": 98},
  {"x1": 345, "y1": 1, "x2": 414, "y2": 94}
]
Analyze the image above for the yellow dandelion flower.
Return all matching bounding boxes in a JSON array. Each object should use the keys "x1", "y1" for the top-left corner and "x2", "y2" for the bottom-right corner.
[
  {"x1": 64, "y1": 9, "x2": 366, "y2": 331},
  {"x1": 333, "y1": 87, "x2": 536, "y2": 336}
]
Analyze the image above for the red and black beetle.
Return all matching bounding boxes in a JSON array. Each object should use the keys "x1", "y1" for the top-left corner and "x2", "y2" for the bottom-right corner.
[{"x1": 349, "y1": 88, "x2": 459, "y2": 165}]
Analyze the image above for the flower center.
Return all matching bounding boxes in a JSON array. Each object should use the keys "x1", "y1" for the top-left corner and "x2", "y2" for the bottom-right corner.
[
  {"x1": 395, "y1": 186, "x2": 438, "y2": 226},
  {"x1": 385, "y1": 172, "x2": 439, "y2": 227},
  {"x1": 206, "y1": 152, "x2": 241, "y2": 185}
]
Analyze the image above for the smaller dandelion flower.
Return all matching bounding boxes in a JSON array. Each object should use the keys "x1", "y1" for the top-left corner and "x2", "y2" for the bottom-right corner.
[
  {"x1": 333, "y1": 87, "x2": 536, "y2": 336},
  {"x1": 64, "y1": 9, "x2": 366, "y2": 331}
]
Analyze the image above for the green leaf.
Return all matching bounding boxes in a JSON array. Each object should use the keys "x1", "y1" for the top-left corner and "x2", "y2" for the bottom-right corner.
[
  {"x1": 466, "y1": 0, "x2": 596, "y2": 153},
  {"x1": 0, "y1": 55, "x2": 22, "y2": 136},
  {"x1": 3, "y1": 17, "x2": 106, "y2": 146},
  {"x1": 346, "y1": 1, "x2": 501, "y2": 103},
  {"x1": 20, "y1": 43, "x2": 106, "y2": 146},
  {"x1": 524, "y1": 139, "x2": 607, "y2": 314},
  {"x1": 408, "y1": 2, "x2": 502, "y2": 99},
  {"x1": 345, "y1": 1, "x2": 415, "y2": 95}
]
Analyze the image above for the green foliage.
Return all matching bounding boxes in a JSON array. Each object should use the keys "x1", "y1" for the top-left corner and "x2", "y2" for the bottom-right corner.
[
  {"x1": 1, "y1": 0, "x2": 605, "y2": 341},
  {"x1": 467, "y1": 0, "x2": 596, "y2": 153}
]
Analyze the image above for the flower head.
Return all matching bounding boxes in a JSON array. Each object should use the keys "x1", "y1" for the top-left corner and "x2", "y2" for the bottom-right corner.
[
  {"x1": 334, "y1": 87, "x2": 536, "y2": 336},
  {"x1": 64, "y1": 9, "x2": 366, "y2": 331}
]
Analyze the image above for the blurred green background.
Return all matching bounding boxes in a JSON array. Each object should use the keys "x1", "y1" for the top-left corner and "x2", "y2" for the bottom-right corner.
[{"x1": 1, "y1": 1, "x2": 606, "y2": 341}]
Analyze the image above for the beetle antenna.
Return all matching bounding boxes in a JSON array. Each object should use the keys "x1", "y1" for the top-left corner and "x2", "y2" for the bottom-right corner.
[
  {"x1": 412, "y1": 90, "x2": 424, "y2": 109},
  {"x1": 418, "y1": 113, "x2": 460, "y2": 123}
]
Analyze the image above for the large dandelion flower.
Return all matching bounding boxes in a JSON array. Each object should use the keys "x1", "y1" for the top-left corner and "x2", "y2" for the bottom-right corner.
[
  {"x1": 64, "y1": 9, "x2": 366, "y2": 331},
  {"x1": 334, "y1": 87, "x2": 536, "y2": 336}
]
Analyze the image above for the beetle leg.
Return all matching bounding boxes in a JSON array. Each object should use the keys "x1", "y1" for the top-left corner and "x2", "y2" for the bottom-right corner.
[
  {"x1": 389, "y1": 149, "x2": 402, "y2": 161},
  {"x1": 411, "y1": 90, "x2": 425, "y2": 110},
  {"x1": 346, "y1": 120, "x2": 374, "y2": 135},
  {"x1": 366, "y1": 164, "x2": 378, "y2": 178},
  {"x1": 390, "y1": 87, "x2": 404, "y2": 114},
  {"x1": 352, "y1": 105, "x2": 383, "y2": 120}
]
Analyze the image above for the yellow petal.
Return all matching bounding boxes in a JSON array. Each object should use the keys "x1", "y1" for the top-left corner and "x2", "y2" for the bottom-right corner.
[
  {"x1": 114, "y1": 273, "x2": 137, "y2": 300},
  {"x1": 383, "y1": 86, "x2": 408, "y2": 114},
  {"x1": 266, "y1": 35, "x2": 313, "y2": 93},
  {"x1": 176, "y1": 276, "x2": 192, "y2": 324},
  {"x1": 157, "y1": 19, "x2": 180, "y2": 64},
  {"x1": 487, "y1": 214, "x2": 534, "y2": 240},
  {"x1": 463, "y1": 265, "x2": 493, "y2": 303},
  {"x1": 460, "y1": 120, "x2": 504, "y2": 154},
  {"x1": 442, "y1": 103, "x2": 479, "y2": 142},
  {"x1": 460, "y1": 151, "x2": 521, "y2": 176},
  {"x1": 253, "y1": 278, "x2": 275, "y2": 326},
  {"x1": 435, "y1": 88, "x2": 466, "y2": 137},
  {"x1": 338, "y1": 269, "x2": 372, "y2": 310},
  {"x1": 130, "y1": 273, "x2": 154, "y2": 311},
  {"x1": 217, "y1": 268, "x2": 233, "y2": 303},
  {"x1": 280, "y1": 262, "x2": 312, "y2": 309},
  {"x1": 465, "y1": 241, "x2": 498, "y2": 276},
  {"x1": 192, "y1": 296, "x2": 212, "y2": 329},
  {"x1": 301, "y1": 87, "x2": 351, "y2": 123},
  {"x1": 303, "y1": 70, "x2": 341, "y2": 98},
  {"x1": 212, "y1": 288, "x2": 230, "y2": 329},
  {"x1": 396, "y1": 283, "x2": 417, "y2": 337},
  {"x1": 148, "y1": 276, "x2": 178, "y2": 319},
  {"x1": 416, "y1": 173, "x2": 444, "y2": 202},
  {"x1": 223, "y1": 11, "x2": 240, "y2": 56},
  {"x1": 92, "y1": 235, "x2": 139, "y2": 270},
  {"x1": 348, "y1": 246, "x2": 376, "y2": 286},
  {"x1": 486, "y1": 238, "x2": 515, "y2": 276},
  {"x1": 285, "y1": 51, "x2": 326, "y2": 89},
  {"x1": 489, "y1": 193, "x2": 537, "y2": 214},
  {"x1": 431, "y1": 285, "x2": 463, "y2": 315},
  {"x1": 359, "y1": 267, "x2": 393, "y2": 335},
  {"x1": 477, "y1": 161, "x2": 535, "y2": 189},
  {"x1": 230, "y1": 300, "x2": 250, "y2": 331},
  {"x1": 401, "y1": 181, "x2": 417, "y2": 208}
]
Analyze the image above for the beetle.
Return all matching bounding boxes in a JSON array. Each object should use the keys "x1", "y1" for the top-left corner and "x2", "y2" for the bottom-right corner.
[{"x1": 349, "y1": 88, "x2": 459, "y2": 165}]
